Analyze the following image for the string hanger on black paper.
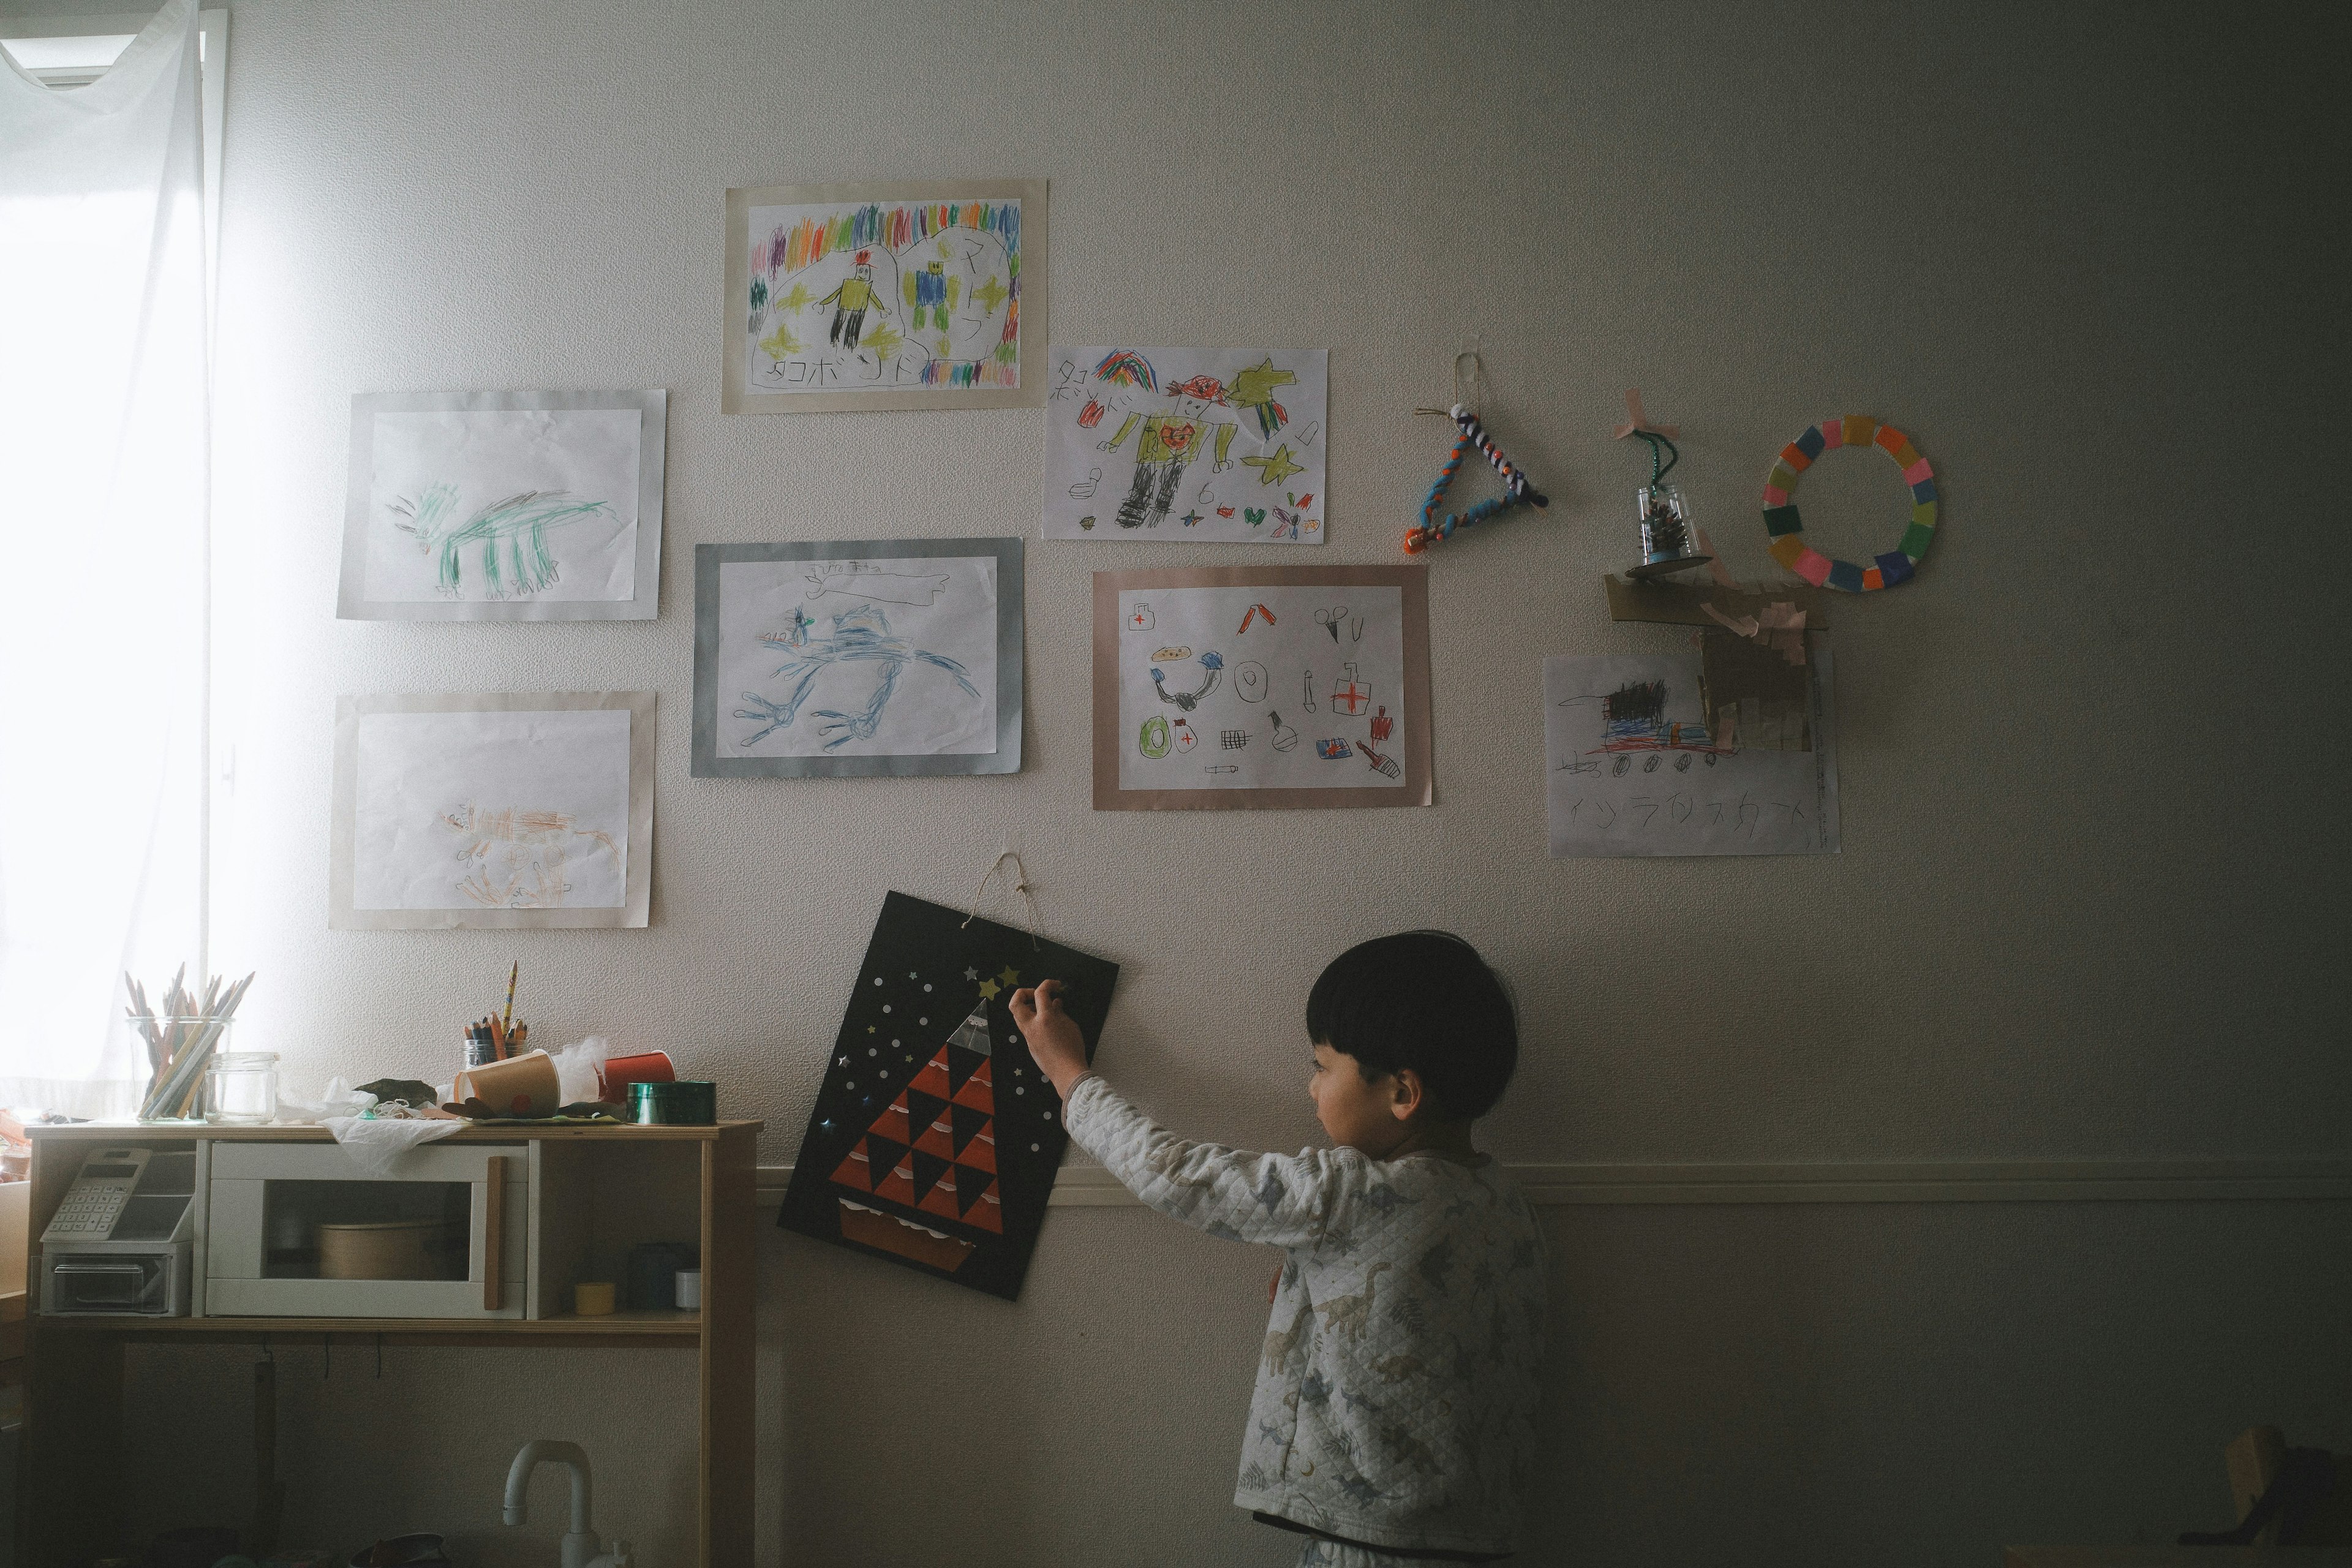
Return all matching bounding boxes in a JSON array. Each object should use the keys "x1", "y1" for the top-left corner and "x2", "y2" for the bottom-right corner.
[
  {"x1": 962, "y1": 848, "x2": 1042, "y2": 951},
  {"x1": 1403, "y1": 344, "x2": 1550, "y2": 555}
]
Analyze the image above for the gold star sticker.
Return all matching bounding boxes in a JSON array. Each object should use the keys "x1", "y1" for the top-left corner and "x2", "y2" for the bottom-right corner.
[
  {"x1": 997, "y1": 965, "x2": 1021, "y2": 987},
  {"x1": 1243, "y1": 444, "x2": 1304, "y2": 486},
  {"x1": 976, "y1": 977, "x2": 1003, "y2": 1001}
]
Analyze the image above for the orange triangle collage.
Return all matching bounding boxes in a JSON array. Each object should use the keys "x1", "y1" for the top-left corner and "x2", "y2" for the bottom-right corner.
[{"x1": 829, "y1": 1044, "x2": 1004, "y2": 1235}]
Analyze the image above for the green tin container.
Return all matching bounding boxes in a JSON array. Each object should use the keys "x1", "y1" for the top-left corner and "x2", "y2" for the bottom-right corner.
[{"x1": 629, "y1": 1080, "x2": 717, "y2": 1126}]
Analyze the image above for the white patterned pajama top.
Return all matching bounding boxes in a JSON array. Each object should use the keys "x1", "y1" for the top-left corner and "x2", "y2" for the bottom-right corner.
[{"x1": 1062, "y1": 1075, "x2": 1547, "y2": 1560}]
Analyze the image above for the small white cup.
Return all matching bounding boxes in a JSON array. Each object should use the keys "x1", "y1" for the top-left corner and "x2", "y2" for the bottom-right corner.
[{"x1": 674, "y1": 1268, "x2": 702, "y2": 1311}]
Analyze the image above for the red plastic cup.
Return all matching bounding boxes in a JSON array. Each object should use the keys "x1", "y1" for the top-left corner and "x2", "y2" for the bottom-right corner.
[{"x1": 597, "y1": 1050, "x2": 676, "y2": 1103}]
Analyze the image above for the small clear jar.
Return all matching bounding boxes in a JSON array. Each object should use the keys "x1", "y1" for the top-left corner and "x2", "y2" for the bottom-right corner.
[
  {"x1": 204, "y1": 1050, "x2": 279, "y2": 1125},
  {"x1": 1638, "y1": 483, "x2": 1697, "y2": 565}
]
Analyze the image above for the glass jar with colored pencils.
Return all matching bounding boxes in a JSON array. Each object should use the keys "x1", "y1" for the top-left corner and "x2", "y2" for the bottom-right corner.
[{"x1": 127, "y1": 967, "x2": 258, "y2": 1122}]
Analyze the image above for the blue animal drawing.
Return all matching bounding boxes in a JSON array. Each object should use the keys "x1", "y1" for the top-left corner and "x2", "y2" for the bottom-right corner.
[
  {"x1": 388, "y1": 483, "x2": 613, "y2": 598},
  {"x1": 735, "y1": 603, "x2": 981, "y2": 750}
]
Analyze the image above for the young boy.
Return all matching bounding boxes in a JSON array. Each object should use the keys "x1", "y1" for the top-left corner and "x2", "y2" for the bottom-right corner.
[{"x1": 1011, "y1": 930, "x2": 1544, "y2": 1565}]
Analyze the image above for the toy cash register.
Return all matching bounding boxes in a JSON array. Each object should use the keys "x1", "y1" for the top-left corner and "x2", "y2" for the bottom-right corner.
[{"x1": 39, "y1": 1145, "x2": 196, "y2": 1316}]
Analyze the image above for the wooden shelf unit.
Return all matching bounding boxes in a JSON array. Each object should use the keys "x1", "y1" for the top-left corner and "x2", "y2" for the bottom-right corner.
[{"x1": 18, "y1": 1118, "x2": 759, "y2": 1567}]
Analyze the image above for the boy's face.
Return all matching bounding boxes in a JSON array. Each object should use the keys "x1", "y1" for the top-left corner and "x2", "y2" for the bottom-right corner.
[{"x1": 1309, "y1": 1042, "x2": 1411, "y2": 1156}]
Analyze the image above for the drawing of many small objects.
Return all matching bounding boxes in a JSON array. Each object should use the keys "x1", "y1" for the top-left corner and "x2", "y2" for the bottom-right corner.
[
  {"x1": 1138, "y1": 628, "x2": 1396, "y2": 778},
  {"x1": 1239, "y1": 602, "x2": 1391, "y2": 771}
]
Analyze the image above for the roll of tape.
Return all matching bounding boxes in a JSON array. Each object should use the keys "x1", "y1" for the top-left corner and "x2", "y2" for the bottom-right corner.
[{"x1": 628, "y1": 1080, "x2": 717, "y2": 1125}]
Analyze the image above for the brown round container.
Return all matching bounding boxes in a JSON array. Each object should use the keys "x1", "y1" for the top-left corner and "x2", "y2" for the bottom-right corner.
[{"x1": 317, "y1": 1219, "x2": 464, "y2": 1281}]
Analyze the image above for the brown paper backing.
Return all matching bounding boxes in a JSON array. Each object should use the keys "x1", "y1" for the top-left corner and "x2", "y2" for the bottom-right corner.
[{"x1": 1092, "y1": 566, "x2": 1433, "y2": 812}]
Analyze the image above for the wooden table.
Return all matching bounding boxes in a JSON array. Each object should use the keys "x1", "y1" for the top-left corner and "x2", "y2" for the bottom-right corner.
[{"x1": 19, "y1": 1120, "x2": 759, "y2": 1567}]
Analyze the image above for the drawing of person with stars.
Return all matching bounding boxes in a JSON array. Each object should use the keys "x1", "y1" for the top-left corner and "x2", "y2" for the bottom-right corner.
[
  {"x1": 905, "y1": 259, "x2": 958, "y2": 337},
  {"x1": 820, "y1": 251, "x2": 884, "y2": 350},
  {"x1": 1099, "y1": 374, "x2": 1240, "y2": 530}
]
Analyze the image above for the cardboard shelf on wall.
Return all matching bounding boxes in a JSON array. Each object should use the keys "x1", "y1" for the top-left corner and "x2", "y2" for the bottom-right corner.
[{"x1": 1602, "y1": 573, "x2": 1832, "y2": 628}]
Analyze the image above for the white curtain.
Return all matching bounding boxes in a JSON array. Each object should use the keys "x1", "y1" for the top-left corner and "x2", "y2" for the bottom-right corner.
[{"x1": 0, "y1": 1, "x2": 209, "y2": 1116}]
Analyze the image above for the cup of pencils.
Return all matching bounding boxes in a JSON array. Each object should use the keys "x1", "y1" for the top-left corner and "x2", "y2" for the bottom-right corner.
[
  {"x1": 127, "y1": 967, "x2": 257, "y2": 1122},
  {"x1": 463, "y1": 962, "x2": 529, "y2": 1066},
  {"x1": 463, "y1": 1015, "x2": 529, "y2": 1065}
]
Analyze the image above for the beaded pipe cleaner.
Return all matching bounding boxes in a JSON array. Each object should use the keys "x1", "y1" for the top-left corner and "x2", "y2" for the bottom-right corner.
[{"x1": 1403, "y1": 350, "x2": 1550, "y2": 554}]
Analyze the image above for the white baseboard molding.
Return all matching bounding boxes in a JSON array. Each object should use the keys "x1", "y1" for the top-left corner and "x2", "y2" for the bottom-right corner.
[{"x1": 756, "y1": 1158, "x2": 2352, "y2": 1211}]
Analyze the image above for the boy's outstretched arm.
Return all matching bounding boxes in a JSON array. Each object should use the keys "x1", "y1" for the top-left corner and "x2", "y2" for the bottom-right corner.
[{"x1": 1011, "y1": 980, "x2": 1348, "y2": 1249}]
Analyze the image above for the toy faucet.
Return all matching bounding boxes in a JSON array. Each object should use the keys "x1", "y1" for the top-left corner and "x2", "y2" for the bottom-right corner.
[{"x1": 503, "y1": 1439, "x2": 632, "y2": 1568}]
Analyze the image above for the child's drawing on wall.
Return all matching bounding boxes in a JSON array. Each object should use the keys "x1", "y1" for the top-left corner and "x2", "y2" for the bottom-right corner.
[
  {"x1": 734, "y1": 603, "x2": 982, "y2": 752},
  {"x1": 387, "y1": 484, "x2": 613, "y2": 600},
  {"x1": 744, "y1": 195, "x2": 1022, "y2": 393},
  {"x1": 1099, "y1": 369, "x2": 1240, "y2": 532},
  {"x1": 338, "y1": 696, "x2": 649, "y2": 929},
  {"x1": 440, "y1": 804, "x2": 621, "y2": 910},
  {"x1": 702, "y1": 545, "x2": 1011, "y2": 770},
  {"x1": 1544, "y1": 652, "x2": 1839, "y2": 858},
  {"x1": 344, "y1": 393, "x2": 663, "y2": 622},
  {"x1": 1044, "y1": 347, "x2": 1329, "y2": 544}
]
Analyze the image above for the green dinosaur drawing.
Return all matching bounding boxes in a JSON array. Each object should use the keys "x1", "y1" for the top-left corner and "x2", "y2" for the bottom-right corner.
[{"x1": 388, "y1": 483, "x2": 612, "y2": 598}]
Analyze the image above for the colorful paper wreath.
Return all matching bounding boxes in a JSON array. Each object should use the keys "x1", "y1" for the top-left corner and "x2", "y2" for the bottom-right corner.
[{"x1": 1760, "y1": 416, "x2": 1937, "y2": 592}]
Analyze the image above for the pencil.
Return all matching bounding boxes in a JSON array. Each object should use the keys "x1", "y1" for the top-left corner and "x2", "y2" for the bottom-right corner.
[{"x1": 502, "y1": 961, "x2": 519, "y2": 1036}]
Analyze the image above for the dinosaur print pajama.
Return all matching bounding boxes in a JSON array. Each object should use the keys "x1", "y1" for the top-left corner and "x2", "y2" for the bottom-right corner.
[{"x1": 1061, "y1": 1075, "x2": 1547, "y2": 1561}]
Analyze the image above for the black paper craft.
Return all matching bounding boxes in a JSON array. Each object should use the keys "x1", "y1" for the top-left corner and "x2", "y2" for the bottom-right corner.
[{"x1": 778, "y1": 890, "x2": 1117, "y2": 1300}]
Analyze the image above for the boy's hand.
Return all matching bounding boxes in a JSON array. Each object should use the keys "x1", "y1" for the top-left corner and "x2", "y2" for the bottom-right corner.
[{"x1": 1009, "y1": 978, "x2": 1088, "y2": 1098}]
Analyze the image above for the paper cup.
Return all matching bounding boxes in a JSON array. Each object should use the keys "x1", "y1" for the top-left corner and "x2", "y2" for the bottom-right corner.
[{"x1": 453, "y1": 1049, "x2": 560, "y2": 1118}]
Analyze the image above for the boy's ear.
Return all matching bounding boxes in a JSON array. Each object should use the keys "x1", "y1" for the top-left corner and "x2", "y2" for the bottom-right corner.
[{"x1": 1389, "y1": 1067, "x2": 1427, "y2": 1122}]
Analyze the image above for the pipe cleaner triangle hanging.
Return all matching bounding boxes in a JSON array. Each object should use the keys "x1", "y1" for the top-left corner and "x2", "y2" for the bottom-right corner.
[{"x1": 1403, "y1": 349, "x2": 1549, "y2": 554}]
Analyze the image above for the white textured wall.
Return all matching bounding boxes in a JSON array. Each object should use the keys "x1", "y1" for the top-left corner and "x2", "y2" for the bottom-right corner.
[{"x1": 18, "y1": 0, "x2": 2347, "y2": 1562}]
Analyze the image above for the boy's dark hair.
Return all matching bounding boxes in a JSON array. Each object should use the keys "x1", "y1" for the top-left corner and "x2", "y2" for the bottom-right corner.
[{"x1": 1305, "y1": 930, "x2": 1517, "y2": 1120}]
